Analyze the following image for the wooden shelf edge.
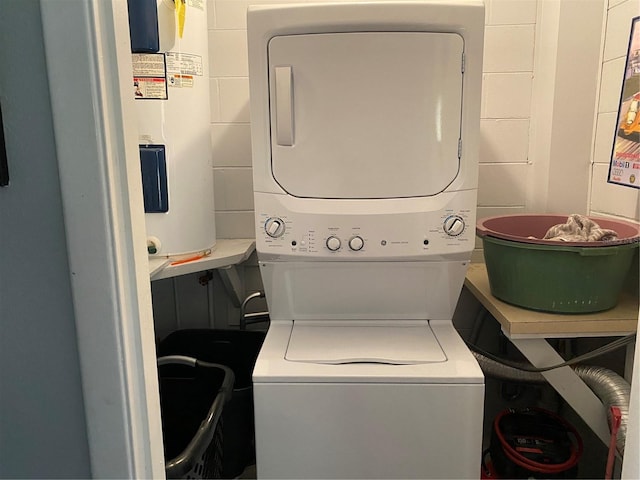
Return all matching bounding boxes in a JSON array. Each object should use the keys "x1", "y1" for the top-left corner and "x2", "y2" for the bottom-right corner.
[{"x1": 149, "y1": 239, "x2": 256, "y2": 281}]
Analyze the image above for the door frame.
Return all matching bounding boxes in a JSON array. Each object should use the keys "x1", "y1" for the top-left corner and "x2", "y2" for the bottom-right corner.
[{"x1": 40, "y1": 0, "x2": 164, "y2": 477}]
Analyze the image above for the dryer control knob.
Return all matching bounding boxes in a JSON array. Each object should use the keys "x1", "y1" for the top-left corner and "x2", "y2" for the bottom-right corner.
[
  {"x1": 326, "y1": 236, "x2": 341, "y2": 251},
  {"x1": 349, "y1": 236, "x2": 364, "y2": 251},
  {"x1": 443, "y1": 215, "x2": 465, "y2": 236},
  {"x1": 265, "y1": 217, "x2": 285, "y2": 238}
]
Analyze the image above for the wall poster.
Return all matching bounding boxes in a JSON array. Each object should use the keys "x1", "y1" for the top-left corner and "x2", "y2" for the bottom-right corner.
[{"x1": 609, "y1": 16, "x2": 640, "y2": 189}]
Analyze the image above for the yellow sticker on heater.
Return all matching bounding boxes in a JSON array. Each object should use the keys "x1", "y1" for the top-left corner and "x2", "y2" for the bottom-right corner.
[{"x1": 176, "y1": 0, "x2": 186, "y2": 38}]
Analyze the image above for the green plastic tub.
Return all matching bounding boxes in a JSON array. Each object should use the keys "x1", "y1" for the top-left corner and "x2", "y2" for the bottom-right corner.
[
  {"x1": 482, "y1": 236, "x2": 637, "y2": 313},
  {"x1": 477, "y1": 215, "x2": 640, "y2": 313}
]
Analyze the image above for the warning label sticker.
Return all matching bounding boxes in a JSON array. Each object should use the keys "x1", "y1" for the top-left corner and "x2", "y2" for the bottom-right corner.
[
  {"x1": 134, "y1": 77, "x2": 168, "y2": 100},
  {"x1": 165, "y1": 52, "x2": 203, "y2": 76},
  {"x1": 168, "y1": 74, "x2": 194, "y2": 88},
  {"x1": 187, "y1": 0, "x2": 204, "y2": 10},
  {"x1": 132, "y1": 53, "x2": 168, "y2": 100},
  {"x1": 132, "y1": 53, "x2": 166, "y2": 77}
]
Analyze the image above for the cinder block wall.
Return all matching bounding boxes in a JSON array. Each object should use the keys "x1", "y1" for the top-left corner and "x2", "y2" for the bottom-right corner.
[{"x1": 590, "y1": 0, "x2": 640, "y2": 221}]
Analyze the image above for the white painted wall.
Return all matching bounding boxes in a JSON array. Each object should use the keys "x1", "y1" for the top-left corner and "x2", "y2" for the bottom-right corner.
[
  {"x1": 590, "y1": 0, "x2": 640, "y2": 222},
  {"x1": 530, "y1": 0, "x2": 605, "y2": 215},
  {"x1": 593, "y1": 1, "x2": 640, "y2": 478},
  {"x1": 477, "y1": 0, "x2": 536, "y2": 236}
]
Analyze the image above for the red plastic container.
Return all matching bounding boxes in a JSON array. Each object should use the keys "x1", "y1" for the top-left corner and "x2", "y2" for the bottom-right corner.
[{"x1": 476, "y1": 214, "x2": 640, "y2": 247}]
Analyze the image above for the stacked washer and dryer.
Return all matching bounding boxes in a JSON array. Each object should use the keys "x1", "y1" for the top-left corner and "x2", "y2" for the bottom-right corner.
[{"x1": 247, "y1": 2, "x2": 485, "y2": 478}]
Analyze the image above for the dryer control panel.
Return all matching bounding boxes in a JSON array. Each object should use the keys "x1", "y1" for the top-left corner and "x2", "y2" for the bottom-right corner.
[{"x1": 254, "y1": 190, "x2": 477, "y2": 261}]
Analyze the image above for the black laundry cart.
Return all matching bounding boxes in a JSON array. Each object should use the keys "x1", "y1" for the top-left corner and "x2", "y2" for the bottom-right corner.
[
  {"x1": 158, "y1": 329, "x2": 266, "y2": 478},
  {"x1": 158, "y1": 355, "x2": 234, "y2": 479}
]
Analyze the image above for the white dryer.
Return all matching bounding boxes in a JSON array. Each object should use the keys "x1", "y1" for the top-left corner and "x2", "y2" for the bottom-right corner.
[{"x1": 247, "y1": 2, "x2": 485, "y2": 478}]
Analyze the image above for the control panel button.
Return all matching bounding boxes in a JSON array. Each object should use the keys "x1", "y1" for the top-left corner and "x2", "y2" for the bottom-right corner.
[
  {"x1": 265, "y1": 217, "x2": 285, "y2": 238},
  {"x1": 443, "y1": 215, "x2": 465, "y2": 236},
  {"x1": 326, "y1": 236, "x2": 341, "y2": 251},
  {"x1": 348, "y1": 236, "x2": 364, "y2": 251}
]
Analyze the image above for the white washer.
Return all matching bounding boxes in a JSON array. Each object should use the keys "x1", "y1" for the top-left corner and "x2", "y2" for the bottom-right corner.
[{"x1": 247, "y1": 2, "x2": 485, "y2": 478}]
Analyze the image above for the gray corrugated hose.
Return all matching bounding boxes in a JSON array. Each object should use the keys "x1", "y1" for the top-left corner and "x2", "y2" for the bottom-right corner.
[
  {"x1": 574, "y1": 365, "x2": 630, "y2": 456},
  {"x1": 472, "y1": 352, "x2": 630, "y2": 456}
]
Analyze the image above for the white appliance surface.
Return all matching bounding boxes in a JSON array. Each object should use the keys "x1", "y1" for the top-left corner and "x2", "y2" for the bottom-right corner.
[
  {"x1": 260, "y1": 260, "x2": 470, "y2": 322},
  {"x1": 254, "y1": 381, "x2": 484, "y2": 479},
  {"x1": 137, "y1": 1, "x2": 216, "y2": 256},
  {"x1": 254, "y1": 190, "x2": 477, "y2": 262},
  {"x1": 248, "y1": 1, "x2": 484, "y2": 198},
  {"x1": 285, "y1": 322, "x2": 446, "y2": 364},
  {"x1": 248, "y1": 2, "x2": 485, "y2": 479},
  {"x1": 254, "y1": 321, "x2": 483, "y2": 383},
  {"x1": 268, "y1": 32, "x2": 463, "y2": 199},
  {"x1": 253, "y1": 321, "x2": 484, "y2": 479}
]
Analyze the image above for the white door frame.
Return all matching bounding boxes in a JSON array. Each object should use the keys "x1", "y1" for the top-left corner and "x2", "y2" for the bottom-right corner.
[{"x1": 40, "y1": 0, "x2": 163, "y2": 477}]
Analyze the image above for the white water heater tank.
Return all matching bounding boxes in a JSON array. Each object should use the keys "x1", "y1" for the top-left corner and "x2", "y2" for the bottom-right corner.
[{"x1": 132, "y1": 0, "x2": 215, "y2": 257}]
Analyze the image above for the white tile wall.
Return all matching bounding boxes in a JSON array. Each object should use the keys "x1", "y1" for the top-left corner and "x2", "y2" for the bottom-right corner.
[
  {"x1": 209, "y1": 30, "x2": 248, "y2": 76},
  {"x1": 218, "y1": 77, "x2": 250, "y2": 122},
  {"x1": 591, "y1": 165, "x2": 640, "y2": 218},
  {"x1": 214, "y1": 168, "x2": 255, "y2": 210},
  {"x1": 215, "y1": 210, "x2": 256, "y2": 238},
  {"x1": 603, "y1": 0, "x2": 640, "y2": 61},
  {"x1": 214, "y1": 0, "x2": 254, "y2": 29},
  {"x1": 211, "y1": 124, "x2": 252, "y2": 166},
  {"x1": 480, "y1": 119, "x2": 530, "y2": 163},
  {"x1": 483, "y1": 25, "x2": 535, "y2": 72},
  {"x1": 209, "y1": 78, "x2": 221, "y2": 122},
  {"x1": 485, "y1": 0, "x2": 537, "y2": 25},
  {"x1": 207, "y1": 0, "x2": 252, "y2": 239},
  {"x1": 474, "y1": 0, "x2": 536, "y2": 259},
  {"x1": 589, "y1": 0, "x2": 640, "y2": 221},
  {"x1": 599, "y1": 56, "x2": 628, "y2": 113},
  {"x1": 477, "y1": 163, "x2": 528, "y2": 206},
  {"x1": 481, "y1": 73, "x2": 534, "y2": 118},
  {"x1": 593, "y1": 112, "x2": 618, "y2": 165}
]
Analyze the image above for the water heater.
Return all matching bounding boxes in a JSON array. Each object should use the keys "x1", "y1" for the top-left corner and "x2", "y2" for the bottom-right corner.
[{"x1": 128, "y1": 0, "x2": 215, "y2": 257}]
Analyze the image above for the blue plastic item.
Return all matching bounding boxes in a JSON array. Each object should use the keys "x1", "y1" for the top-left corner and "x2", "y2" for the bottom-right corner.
[
  {"x1": 127, "y1": 0, "x2": 160, "y2": 53},
  {"x1": 140, "y1": 145, "x2": 169, "y2": 213}
]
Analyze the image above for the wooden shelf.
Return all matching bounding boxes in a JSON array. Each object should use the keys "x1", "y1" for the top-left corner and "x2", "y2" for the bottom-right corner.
[
  {"x1": 465, "y1": 262, "x2": 639, "y2": 449},
  {"x1": 464, "y1": 263, "x2": 638, "y2": 339},
  {"x1": 149, "y1": 239, "x2": 256, "y2": 281}
]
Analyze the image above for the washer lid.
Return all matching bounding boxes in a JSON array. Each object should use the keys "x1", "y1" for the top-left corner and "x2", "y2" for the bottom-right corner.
[{"x1": 285, "y1": 322, "x2": 446, "y2": 364}]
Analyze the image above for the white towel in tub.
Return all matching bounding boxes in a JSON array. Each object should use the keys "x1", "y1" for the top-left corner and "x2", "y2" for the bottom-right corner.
[{"x1": 542, "y1": 214, "x2": 618, "y2": 242}]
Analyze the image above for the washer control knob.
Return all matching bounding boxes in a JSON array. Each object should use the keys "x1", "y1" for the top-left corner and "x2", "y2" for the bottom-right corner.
[
  {"x1": 265, "y1": 217, "x2": 285, "y2": 238},
  {"x1": 443, "y1": 215, "x2": 465, "y2": 236},
  {"x1": 348, "y1": 236, "x2": 364, "y2": 251},
  {"x1": 326, "y1": 236, "x2": 341, "y2": 251}
]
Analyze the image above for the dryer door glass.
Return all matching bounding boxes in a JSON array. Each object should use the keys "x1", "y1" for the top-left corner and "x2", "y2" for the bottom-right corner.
[{"x1": 268, "y1": 32, "x2": 464, "y2": 199}]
